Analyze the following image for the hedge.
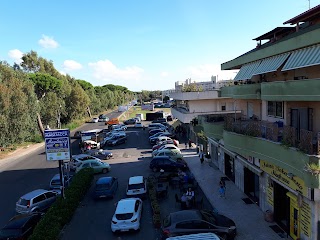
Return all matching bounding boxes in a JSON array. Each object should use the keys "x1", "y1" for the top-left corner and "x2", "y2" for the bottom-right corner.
[{"x1": 29, "y1": 168, "x2": 94, "y2": 240}]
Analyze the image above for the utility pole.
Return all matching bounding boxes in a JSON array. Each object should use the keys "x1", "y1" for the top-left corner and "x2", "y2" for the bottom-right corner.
[{"x1": 308, "y1": 0, "x2": 311, "y2": 9}]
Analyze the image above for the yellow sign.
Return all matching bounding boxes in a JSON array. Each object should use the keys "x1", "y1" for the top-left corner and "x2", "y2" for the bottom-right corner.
[
  {"x1": 267, "y1": 187, "x2": 274, "y2": 206},
  {"x1": 260, "y1": 160, "x2": 307, "y2": 197},
  {"x1": 300, "y1": 201, "x2": 311, "y2": 237}
]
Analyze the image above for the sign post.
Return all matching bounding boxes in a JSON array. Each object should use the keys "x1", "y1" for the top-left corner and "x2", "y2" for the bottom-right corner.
[{"x1": 44, "y1": 129, "x2": 71, "y2": 199}]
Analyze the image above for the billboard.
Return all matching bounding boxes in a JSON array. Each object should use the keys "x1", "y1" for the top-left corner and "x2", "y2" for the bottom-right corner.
[{"x1": 44, "y1": 129, "x2": 71, "y2": 161}]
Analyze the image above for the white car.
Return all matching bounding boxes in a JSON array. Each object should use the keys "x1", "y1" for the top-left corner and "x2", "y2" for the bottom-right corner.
[
  {"x1": 126, "y1": 176, "x2": 147, "y2": 199},
  {"x1": 152, "y1": 144, "x2": 181, "y2": 156},
  {"x1": 91, "y1": 117, "x2": 99, "y2": 123},
  {"x1": 134, "y1": 122, "x2": 143, "y2": 128},
  {"x1": 112, "y1": 124, "x2": 127, "y2": 131},
  {"x1": 111, "y1": 198, "x2": 143, "y2": 233},
  {"x1": 69, "y1": 154, "x2": 102, "y2": 171}
]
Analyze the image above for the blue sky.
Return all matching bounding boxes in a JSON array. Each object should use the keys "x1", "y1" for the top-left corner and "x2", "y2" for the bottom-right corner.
[{"x1": 0, "y1": 0, "x2": 315, "y2": 91}]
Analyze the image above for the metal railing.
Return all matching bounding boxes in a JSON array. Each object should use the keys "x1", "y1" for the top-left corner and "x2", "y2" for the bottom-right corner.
[{"x1": 224, "y1": 116, "x2": 320, "y2": 155}]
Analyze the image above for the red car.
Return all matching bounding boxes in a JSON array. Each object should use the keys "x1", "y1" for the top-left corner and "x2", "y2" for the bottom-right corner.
[{"x1": 152, "y1": 139, "x2": 179, "y2": 151}]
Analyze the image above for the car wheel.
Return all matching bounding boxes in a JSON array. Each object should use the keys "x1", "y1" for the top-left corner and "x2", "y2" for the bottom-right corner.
[
  {"x1": 152, "y1": 167, "x2": 158, "y2": 172},
  {"x1": 102, "y1": 168, "x2": 108, "y2": 174}
]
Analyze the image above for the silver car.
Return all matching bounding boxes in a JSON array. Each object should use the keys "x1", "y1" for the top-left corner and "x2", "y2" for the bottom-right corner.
[{"x1": 16, "y1": 189, "x2": 58, "y2": 214}]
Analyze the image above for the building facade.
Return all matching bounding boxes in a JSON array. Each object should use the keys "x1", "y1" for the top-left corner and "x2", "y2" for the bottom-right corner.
[{"x1": 171, "y1": 5, "x2": 320, "y2": 240}]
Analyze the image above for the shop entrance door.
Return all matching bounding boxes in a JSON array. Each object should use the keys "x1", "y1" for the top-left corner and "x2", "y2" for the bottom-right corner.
[
  {"x1": 244, "y1": 167, "x2": 260, "y2": 205},
  {"x1": 273, "y1": 181, "x2": 289, "y2": 234},
  {"x1": 224, "y1": 153, "x2": 235, "y2": 182}
]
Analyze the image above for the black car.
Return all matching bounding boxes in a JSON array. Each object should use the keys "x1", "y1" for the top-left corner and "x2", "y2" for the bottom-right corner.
[
  {"x1": 166, "y1": 115, "x2": 173, "y2": 121},
  {"x1": 149, "y1": 128, "x2": 165, "y2": 136},
  {"x1": 149, "y1": 133, "x2": 176, "y2": 145},
  {"x1": 72, "y1": 130, "x2": 82, "y2": 139},
  {"x1": 106, "y1": 135, "x2": 127, "y2": 146},
  {"x1": 162, "y1": 209, "x2": 236, "y2": 240},
  {"x1": 123, "y1": 118, "x2": 137, "y2": 125},
  {"x1": 149, "y1": 156, "x2": 187, "y2": 172},
  {"x1": 152, "y1": 118, "x2": 167, "y2": 123},
  {"x1": 85, "y1": 149, "x2": 113, "y2": 160},
  {"x1": 0, "y1": 213, "x2": 43, "y2": 240}
]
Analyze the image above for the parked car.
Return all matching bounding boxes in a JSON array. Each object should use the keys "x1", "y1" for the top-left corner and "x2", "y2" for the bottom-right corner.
[
  {"x1": 124, "y1": 118, "x2": 137, "y2": 125},
  {"x1": 98, "y1": 114, "x2": 109, "y2": 122},
  {"x1": 150, "y1": 135, "x2": 172, "y2": 145},
  {"x1": 16, "y1": 189, "x2": 58, "y2": 214},
  {"x1": 162, "y1": 209, "x2": 236, "y2": 240},
  {"x1": 149, "y1": 131, "x2": 170, "y2": 141},
  {"x1": 70, "y1": 154, "x2": 103, "y2": 171},
  {"x1": 166, "y1": 233, "x2": 221, "y2": 240},
  {"x1": 82, "y1": 139, "x2": 101, "y2": 150},
  {"x1": 93, "y1": 176, "x2": 118, "y2": 199},
  {"x1": 126, "y1": 176, "x2": 147, "y2": 199},
  {"x1": 102, "y1": 132, "x2": 126, "y2": 146},
  {"x1": 111, "y1": 198, "x2": 143, "y2": 233},
  {"x1": 148, "y1": 123, "x2": 167, "y2": 131},
  {"x1": 49, "y1": 173, "x2": 73, "y2": 194},
  {"x1": 111, "y1": 124, "x2": 127, "y2": 131},
  {"x1": 0, "y1": 213, "x2": 44, "y2": 240},
  {"x1": 149, "y1": 128, "x2": 166, "y2": 136},
  {"x1": 106, "y1": 135, "x2": 127, "y2": 146},
  {"x1": 152, "y1": 144, "x2": 181, "y2": 156},
  {"x1": 153, "y1": 149, "x2": 184, "y2": 161},
  {"x1": 90, "y1": 117, "x2": 99, "y2": 123},
  {"x1": 75, "y1": 159, "x2": 111, "y2": 174},
  {"x1": 134, "y1": 122, "x2": 143, "y2": 128},
  {"x1": 149, "y1": 156, "x2": 187, "y2": 172},
  {"x1": 85, "y1": 149, "x2": 113, "y2": 160},
  {"x1": 152, "y1": 140, "x2": 179, "y2": 151}
]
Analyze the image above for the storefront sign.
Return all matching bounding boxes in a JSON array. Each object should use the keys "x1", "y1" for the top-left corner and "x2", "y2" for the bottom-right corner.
[
  {"x1": 300, "y1": 201, "x2": 311, "y2": 237},
  {"x1": 267, "y1": 187, "x2": 274, "y2": 206},
  {"x1": 260, "y1": 160, "x2": 307, "y2": 197}
]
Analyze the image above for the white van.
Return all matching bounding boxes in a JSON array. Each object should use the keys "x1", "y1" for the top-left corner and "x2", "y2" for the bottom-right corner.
[{"x1": 167, "y1": 233, "x2": 221, "y2": 240}]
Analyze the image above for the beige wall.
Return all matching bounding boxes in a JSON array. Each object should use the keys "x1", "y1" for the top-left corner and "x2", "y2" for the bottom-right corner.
[{"x1": 188, "y1": 99, "x2": 235, "y2": 113}]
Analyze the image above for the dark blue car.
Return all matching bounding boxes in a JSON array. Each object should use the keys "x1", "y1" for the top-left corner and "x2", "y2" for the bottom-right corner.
[
  {"x1": 149, "y1": 156, "x2": 187, "y2": 172},
  {"x1": 93, "y1": 177, "x2": 118, "y2": 199}
]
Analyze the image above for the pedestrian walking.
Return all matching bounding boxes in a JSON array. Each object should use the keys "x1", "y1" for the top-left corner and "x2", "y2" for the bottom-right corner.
[
  {"x1": 200, "y1": 151, "x2": 204, "y2": 164},
  {"x1": 219, "y1": 177, "x2": 226, "y2": 198}
]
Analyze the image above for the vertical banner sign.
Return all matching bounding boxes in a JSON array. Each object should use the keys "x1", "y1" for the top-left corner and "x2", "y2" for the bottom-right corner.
[{"x1": 44, "y1": 129, "x2": 70, "y2": 161}]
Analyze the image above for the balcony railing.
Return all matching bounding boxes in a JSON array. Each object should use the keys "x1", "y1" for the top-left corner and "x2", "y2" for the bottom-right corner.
[{"x1": 224, "y1": 116, "x2": 320, "y2": 155}]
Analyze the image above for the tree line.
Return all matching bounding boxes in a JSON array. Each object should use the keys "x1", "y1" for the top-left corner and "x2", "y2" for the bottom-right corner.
[{"x1": 0, "y1": 50, "x2": 134, "y2": 148}]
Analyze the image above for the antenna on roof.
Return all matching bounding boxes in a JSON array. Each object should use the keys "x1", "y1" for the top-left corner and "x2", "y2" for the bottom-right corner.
[{"x1": 308, "y1": 0, "x2": 310, "y2": 9}]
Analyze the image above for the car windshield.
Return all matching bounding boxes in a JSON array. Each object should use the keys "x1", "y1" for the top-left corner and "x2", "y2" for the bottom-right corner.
[
  {"x1": 200, "y1": 210, "x2": 217, "y2": 225},
  {"x1": 51, "y1": 180, "x2": 61, "y2": 187},
  {"x1": 96, "y1": 183, "x2": 111, "y2": 190},
  {"x1": 17, "y1": 198, "x2": 29, "y2": 206},
  {"x1": 116, "y1": 213, "x2": 133, "y2": 220},
  {"x1": 128, "y1": 183, "x2": 145, "y2": 190}
]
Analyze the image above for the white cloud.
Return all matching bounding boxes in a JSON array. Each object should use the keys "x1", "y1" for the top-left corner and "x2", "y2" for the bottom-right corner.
[
  {"x1": 88, "y1": 59, "x2": 144, "y2": 81},
  {"x1": 8, "y1": 49, "x2": 23, "y2": 63},
  {"x1": 63, "y1": 60, "x2": 82, "y2": 71},
  {"x1": 59, "y1": 70, "x2": 66, "y2": 76},
  {"x1": 186, "y1": 64, "x2": 238, "y2": 81},
  {"x1": 161, "y1": 71, "x2": 169, "y2": 77},
  {"x1": 38, "y1": 35, "x2": 59, "y2": 49}
]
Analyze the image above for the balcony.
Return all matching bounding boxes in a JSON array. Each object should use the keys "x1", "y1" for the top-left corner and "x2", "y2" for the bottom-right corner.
[
  {"x1": 220, "y1": 83, "x2": 261, "y2": 99},
  {"x1": 198, "y1": 115, "x2": 232, "y2": 141},
  {"x1": 170, "y1": 90, "x2": 220, "y2": 101},
  {"x1": 223, "y1": 116, "x2": 320, "y2": 187},
  {"x1": 171, "y1": 107, "x2": 240, "y2": 124},
  {"x1": 261, "y1": 78, "x2": 320, "y2": 101}
]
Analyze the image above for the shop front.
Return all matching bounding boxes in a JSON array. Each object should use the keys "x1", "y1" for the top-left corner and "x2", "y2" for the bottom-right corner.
[{"x1": 261, "y1": 160, "x2": 311, "y2": 240}]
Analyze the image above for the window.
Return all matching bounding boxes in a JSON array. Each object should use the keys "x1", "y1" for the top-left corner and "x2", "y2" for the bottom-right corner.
[
  {"x1": 82, "y1": 163, "x2": 90, "y2": 168},
  {"x1": 45, "y1": 192, "x2": 56, "y2": 199},
  {"x1": 33, "y1": 194, "x2": 46, "y2": 204},
  {"x1": 267, "y1": 101, "x2": 283, "y2": 118},
  {"x1": 91, "y1": 162, "x2": 100, "y2": 167},
  {"x1": 134, "y1": 200, "x2": 140, "y2": 212}
]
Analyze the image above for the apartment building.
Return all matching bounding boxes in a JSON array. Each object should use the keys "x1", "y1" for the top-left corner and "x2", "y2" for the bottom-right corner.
[{"x1": 171, "y1": 5, "x2": 320, "y2": 240}]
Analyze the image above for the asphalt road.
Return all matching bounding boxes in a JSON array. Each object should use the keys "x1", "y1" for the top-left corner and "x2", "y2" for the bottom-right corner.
[
  {"x1": 60, "y1": 125, "x2": 160, "y2": 240},
  {"x1": 0, "y1": 111, "x2": 123, "y2": 229}
]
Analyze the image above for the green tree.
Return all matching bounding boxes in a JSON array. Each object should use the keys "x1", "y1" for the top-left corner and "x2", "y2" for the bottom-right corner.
[{"x1": 29, "y1": 73, "x2": 62, "y2": 99}]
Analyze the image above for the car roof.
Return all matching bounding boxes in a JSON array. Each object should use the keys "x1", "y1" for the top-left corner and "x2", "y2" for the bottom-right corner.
[
  {"x1": 51, "y1": 174, "x2": 61, "y2": 180},
  {"x1": 21, "y1": 189, "x2": 49, "y2": 200},
  {"x1": 115, "y1": 198, "x2": 139, "y2": 214},
  {"x1": 170, "y1": 210, "x2": 201, "y2": 224},
  {"x1": 129, "y1": 176, "x2": 144, "y2": 185},
  {"x1": 72, "y1": 154, "x2": 91, "y2": 159},
  {"x1": 4, "y1": 213, "x2": 41, "y2": 229},
  {"x1": 96, "y1": 177, "x2": 113, "y2": 185}
]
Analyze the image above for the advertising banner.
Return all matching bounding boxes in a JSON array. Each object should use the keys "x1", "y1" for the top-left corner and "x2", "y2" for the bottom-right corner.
[{"x1": 44, "y1": 129, "x2": 70, "y2": 161}]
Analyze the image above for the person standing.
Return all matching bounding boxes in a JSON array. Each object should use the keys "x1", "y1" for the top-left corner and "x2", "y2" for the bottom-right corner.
[
  {"x1": 188, "y1": 139, "x2": 192, "y2": 148},
  {"x1": 219, "y1": 177, "x2": 226, "y2": 198},
  {"x1": 200, "y1": 151, "x2": 204, "y2": 164}
]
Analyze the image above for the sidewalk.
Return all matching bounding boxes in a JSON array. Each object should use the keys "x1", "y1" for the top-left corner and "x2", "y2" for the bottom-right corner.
[{"x1": 181, "y1": 147, "x2": 285, "y2": 240}]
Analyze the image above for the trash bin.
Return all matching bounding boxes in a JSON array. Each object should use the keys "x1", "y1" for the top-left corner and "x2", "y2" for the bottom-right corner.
[{"x1": 264, "y1": 210, "x2": 274, "y2": 223}]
